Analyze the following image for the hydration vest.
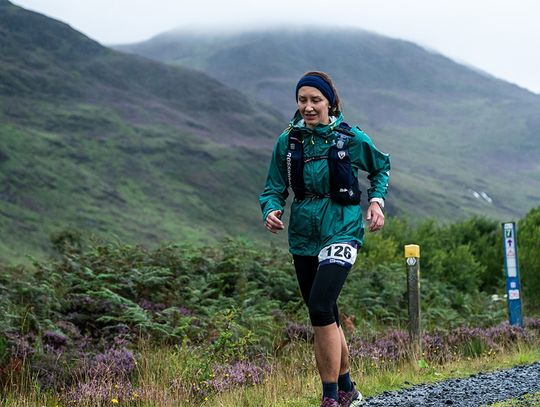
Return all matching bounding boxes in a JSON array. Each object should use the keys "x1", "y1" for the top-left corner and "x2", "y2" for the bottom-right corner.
[{"x1": 286, "y1": 123, "x2": 361, "y2": 205}]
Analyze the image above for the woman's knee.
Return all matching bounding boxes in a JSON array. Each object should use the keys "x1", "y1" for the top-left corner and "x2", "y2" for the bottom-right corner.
[{"x1": 308, "y1": 300, "x2": 336, "y2": 326}]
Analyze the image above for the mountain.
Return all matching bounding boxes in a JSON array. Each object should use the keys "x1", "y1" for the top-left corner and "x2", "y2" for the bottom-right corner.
[
  {"x1": 0, "y1": 1, "x2": 285, "y2": 262},
  {"x1": 2, "y1": 1, "x2": 540, "y2": 263},
  {"x1": 117, "y1": 28, "x2": 540, "y2": 221}
]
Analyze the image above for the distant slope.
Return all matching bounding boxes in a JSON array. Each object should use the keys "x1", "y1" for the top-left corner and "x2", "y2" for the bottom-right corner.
[
  {"x1": 0, "y1": 1, "x2": 286, "y2": 262},
  {"x1": 118, "y1": 28, "x2": 540, "y2": 220}
]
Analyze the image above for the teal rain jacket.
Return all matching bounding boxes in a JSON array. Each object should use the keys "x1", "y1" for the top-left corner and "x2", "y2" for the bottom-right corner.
[{"x1": 259, "y1": 112, "x2": 391, "y2": 256}]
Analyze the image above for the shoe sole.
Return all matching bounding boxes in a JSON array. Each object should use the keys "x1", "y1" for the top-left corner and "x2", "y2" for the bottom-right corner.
[{"x1": 349, "y1": 397, "x2": 364, "y2": 406}]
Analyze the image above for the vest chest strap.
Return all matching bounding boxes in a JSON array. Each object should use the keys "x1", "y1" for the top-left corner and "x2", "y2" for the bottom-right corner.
[{"x1": 304, "y1": 155, "x2": 327, "y2": 163}]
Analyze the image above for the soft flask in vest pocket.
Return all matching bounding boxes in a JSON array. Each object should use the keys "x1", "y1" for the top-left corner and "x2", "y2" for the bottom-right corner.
[{"x1": 328, "y1": 140, "x2": 361, "y2": 205}]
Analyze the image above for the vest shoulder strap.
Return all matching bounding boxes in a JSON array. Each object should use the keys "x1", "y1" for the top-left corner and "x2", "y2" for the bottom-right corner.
[
  {"x1": 334, "y1": 122, "x2": 356, "y2": 137},
  {"x1": 286, "y1": 127, "x2": 305, "y2": 199}
]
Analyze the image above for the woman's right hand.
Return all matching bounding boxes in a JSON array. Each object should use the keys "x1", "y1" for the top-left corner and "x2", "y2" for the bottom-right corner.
[{"x1": 265, "y1": 210, "x2": 284, "y2": 234}]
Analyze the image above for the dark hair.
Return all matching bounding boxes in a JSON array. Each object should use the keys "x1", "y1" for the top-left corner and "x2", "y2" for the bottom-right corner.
[{"x1": 301, "y1": 71, "x2": 342, "y2": 116}]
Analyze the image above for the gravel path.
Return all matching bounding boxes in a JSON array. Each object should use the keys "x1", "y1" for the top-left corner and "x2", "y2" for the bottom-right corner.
[{"x1": 362, "y1": 362, "x2": 540, "y2": 406}]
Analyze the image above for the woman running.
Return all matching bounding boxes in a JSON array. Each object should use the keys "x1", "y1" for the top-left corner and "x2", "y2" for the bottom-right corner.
[{"x1": 259, "y1": 71, "x2": 391, "y2": 407}]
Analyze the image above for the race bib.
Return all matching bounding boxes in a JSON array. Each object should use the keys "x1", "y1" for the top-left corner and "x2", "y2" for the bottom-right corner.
[{"x1": 318, "y1": 242, "x2": 358, "y2": 269}]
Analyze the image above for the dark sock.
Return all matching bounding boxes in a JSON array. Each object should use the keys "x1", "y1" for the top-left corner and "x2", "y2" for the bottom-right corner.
[
  {"x1": 322, "y1": 381, "x2": 338, "y2": 401},
  {"x1": 338, "y1": 371, "x2": 354, "y2": 392}
]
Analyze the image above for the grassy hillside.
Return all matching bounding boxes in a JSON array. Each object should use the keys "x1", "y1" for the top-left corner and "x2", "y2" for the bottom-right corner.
[
  {"x1": 3, "y1": 2, "x2": 540, "y2": 263},
  {"x1": 118, "y1": 28, "x2": 540, "y2": 221},
  {"x1": 0, "y1": 1, "x2": 286, "y2": 263}
]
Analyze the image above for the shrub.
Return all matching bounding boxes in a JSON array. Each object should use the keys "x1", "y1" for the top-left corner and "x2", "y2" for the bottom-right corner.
[{"x1": 518, "y1": 207, "x2": 540, "y2": 311}]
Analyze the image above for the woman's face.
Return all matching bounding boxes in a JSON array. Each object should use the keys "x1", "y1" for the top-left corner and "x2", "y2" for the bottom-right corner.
[{"x1": 297, "y1": 86, "x2": 330, "y2": 129}]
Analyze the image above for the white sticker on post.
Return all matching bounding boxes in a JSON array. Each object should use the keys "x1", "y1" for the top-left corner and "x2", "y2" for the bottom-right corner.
[
  {"x1": 508, "y1": 289, "x2": 520, "y2": 300},
  {"x1": 507, "y1": 257, "x2": 517, "y2": 268}
]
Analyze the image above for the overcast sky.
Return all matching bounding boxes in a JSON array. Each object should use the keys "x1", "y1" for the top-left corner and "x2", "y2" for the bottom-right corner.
[{"x1": 12, "y1": 0, "x2": 540, "y2": 94}]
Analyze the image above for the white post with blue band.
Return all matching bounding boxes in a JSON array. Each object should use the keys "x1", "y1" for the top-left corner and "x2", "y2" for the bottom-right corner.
[{"x1": 502, "y1": 222, "x2": 524, "y2": 327}]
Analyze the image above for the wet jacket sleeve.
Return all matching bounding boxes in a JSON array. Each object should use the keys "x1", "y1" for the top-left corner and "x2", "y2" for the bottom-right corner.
[
  {"x1": 259, "y1": 135, "x2": 289, "y2": 221},
  {"x1": 349, "y1": 129, "x2": 391, "y2": 201}
]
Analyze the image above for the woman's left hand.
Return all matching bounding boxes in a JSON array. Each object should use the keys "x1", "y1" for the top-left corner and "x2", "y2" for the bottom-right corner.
[{"x1": 366, "y1": 202, "x2": 385, "y2": 232}]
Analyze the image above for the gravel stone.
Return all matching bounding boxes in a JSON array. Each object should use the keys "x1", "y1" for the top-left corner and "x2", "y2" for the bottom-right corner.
[{"x1": 362, "y1": 362, "x2": 540, "y2": 406}]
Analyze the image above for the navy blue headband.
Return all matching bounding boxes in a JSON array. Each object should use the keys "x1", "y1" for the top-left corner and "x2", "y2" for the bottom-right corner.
[{"x1": 295, "y1": 75, "x2": 336, "y2": 106}]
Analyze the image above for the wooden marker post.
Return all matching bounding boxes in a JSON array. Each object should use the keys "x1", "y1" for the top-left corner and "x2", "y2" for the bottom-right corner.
[{"x1": 405, "y1": 244, "x2": 421, "y2": 355}]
